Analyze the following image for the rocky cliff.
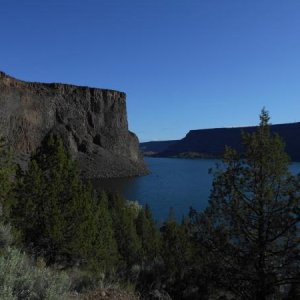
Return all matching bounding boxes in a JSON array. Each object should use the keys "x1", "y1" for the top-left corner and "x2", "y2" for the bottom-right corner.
[
  {"x1": 141, "y1": 122, "x2": 300, "y2": 161},
  {"x1": 0, "y1": 71, "x2": 148, "y2": 178}
]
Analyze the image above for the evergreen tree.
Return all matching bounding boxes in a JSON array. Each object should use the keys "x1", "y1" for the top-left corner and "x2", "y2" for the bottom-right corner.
[
  {"x1": 190, "y1": 109, "x2": 300, "y2": 299},
  {"x1": 159, "y1": 214, "x2": 195, "y2": 298},
  {"x1": 135, "y1": 204, "x2": 161, "y2": 262},
  {"x1": 13, "y1": 135, "x2": 119, "y2": 272},
  {"x1": 160, "y1": 219, "x2": 193, "y2": 280},
  {"x1": 108, "y1": 193, "x2": 142, "y2": 267},
  {"x1": 12, "y1": 161, "x2": 46, "y2": 248},
  {"x1": 88, "y1": 191, "x2": 120, "y2": 272}
]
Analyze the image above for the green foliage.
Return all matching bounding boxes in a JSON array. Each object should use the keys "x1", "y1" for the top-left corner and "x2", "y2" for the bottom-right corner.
[
  {"x1": 160, "y1": 218, "x2": 195, "y2": 295},
  {"x1": 135, "y1": 204, "x2": 161, "y2": 262},
  {"x1": 0, "y1": 248, "x2": 70, "y2": 300},
  {"x1": 12, "y1": 135, "x2": 119, "y2": 272},
  {"x1": 0, "y1": 138, "x2": 15, "y2": 221},
  {"x1": 190, "y1": 109, "x2": 300, "y2": 299},
  {"x1": 0, "y1": 248, "x2": 71, "y2": 300},
  {"x1": 0, "y1": 223, "x2": 70, "y2": 300},
  {"x1": 0, "y1": 223, "x2": 14, "y2": 251},
  {"x1": 135, "y1": 212, "x2": 204, "y2": 300},
  {"x1": 108, "y1": 193, "x2": 142, "y2": 268},
  {"x1": 88, "y1": 191, "x2": 120, "y2": 273},
  {"x1": 9, "y1": 133, "x2": 166, "y2": 285}
]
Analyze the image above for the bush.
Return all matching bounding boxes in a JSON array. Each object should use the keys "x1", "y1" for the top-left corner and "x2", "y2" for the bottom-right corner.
[
  {"x1": 0, "y1": 247, "x2": 71, "y2": 299},
  {"x1": 0, "y1": 223, "x2": 71, "y2": 299},
  {"x1": 0, "y1": 222, "x2": 14, "y2": 250}
]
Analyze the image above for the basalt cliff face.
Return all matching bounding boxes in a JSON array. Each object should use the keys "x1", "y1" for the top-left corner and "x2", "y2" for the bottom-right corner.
[{"x1": 0, "y1": 71, "x2": 148, "y2": 178}]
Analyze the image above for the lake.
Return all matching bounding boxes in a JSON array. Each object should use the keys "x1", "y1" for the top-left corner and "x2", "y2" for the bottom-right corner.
[{"x1": 94, "y1": 157, "x2": 300, "y2": 222}]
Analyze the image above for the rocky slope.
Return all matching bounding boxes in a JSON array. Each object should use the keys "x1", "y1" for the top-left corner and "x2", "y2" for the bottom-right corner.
[
  {"x1": 0, "y1": 71, "x2": 148, "y2": 178},
  {"x1": 141, "y1": 122, "x2": 300, "y2": 161}
]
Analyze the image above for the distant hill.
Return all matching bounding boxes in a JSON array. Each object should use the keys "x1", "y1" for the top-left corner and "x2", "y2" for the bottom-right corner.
[
  {"x1": 140, "y1": 140, "x2": 178, "y2": 155},
  {"x1": 140, "y1": 122, "x2": 300, "y2": 161}
]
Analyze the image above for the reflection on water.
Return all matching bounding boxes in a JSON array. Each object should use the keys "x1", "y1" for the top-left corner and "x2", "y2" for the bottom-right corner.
[{"x1": 93, "y1": 157, "x2": 300, "y2": 222}]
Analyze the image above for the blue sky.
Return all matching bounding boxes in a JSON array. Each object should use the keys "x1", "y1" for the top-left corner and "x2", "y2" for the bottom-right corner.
[{"x1": 1, "y1": 0, "x2": 300, "y2": 142}]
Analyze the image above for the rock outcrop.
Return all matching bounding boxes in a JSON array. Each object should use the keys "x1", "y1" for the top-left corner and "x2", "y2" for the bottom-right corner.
[
  {"x1": 141, "y1": 122, "x2": 300, "y2": 161},
  {"x1": 0, "y1": 71, "x2": 148, "y2": 178}
]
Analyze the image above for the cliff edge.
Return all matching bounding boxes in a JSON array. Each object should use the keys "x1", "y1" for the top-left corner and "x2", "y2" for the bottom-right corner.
[{"x1": 0, "y1": 71, "x2": 148, "y2": 178}]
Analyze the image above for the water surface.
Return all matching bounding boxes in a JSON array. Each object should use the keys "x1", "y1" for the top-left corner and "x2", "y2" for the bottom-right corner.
[
  {"x1": 94, "y1": 157, "x2": 300, "y2": 222},
  {"x1": 95, "y1": 157, "x2": 221, "y2": 221}
]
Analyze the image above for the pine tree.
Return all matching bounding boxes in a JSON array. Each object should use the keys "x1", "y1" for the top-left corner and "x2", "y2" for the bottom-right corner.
[{"x1": 190, "y1": 109, "x2": 300, "y2": 299}]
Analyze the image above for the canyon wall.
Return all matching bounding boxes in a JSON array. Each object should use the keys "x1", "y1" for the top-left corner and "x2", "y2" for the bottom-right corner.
[{"x1": 0, "y1": 71, "x2": 148, "y2": 178}]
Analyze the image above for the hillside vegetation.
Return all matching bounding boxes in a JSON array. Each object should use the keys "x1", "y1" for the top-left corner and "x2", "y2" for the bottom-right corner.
[{"x1": 1, "y1": 110, "x2": 300, "y2": 299}]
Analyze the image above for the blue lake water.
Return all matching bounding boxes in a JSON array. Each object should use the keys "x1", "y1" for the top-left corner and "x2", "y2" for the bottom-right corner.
[{"x1": 95, "y1": 157, "x2": 300, "y2": 222}]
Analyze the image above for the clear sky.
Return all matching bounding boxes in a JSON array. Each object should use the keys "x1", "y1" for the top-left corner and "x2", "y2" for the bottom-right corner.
[{"x1": 1, "y1": 0, "x2": 300, "y2": 142}]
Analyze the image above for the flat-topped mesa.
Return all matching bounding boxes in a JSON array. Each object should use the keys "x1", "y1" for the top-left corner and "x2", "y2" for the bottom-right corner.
[
  {"x1": 144, "y1": 122, "x2": 300, "y2": 161},
  {"x1": 0, "y1": 71, "x2": 148, "y2": 178}
]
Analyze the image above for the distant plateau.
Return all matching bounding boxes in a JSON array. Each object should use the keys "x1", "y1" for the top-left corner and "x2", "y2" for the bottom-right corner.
[{"x1": 140, "y1": 122, "x2": 300, "y2": 161}]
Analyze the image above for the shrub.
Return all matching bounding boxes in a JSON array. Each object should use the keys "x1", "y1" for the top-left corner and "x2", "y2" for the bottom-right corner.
[
  {"x1": 0, "y1": 247, "x2": 71, "y2": 299},
  {"x1": 0, "y1": 222, "x2": 13, "y2": 250},
  {"x1": 0, "y1": 223, "x2": 71, "y2": 299}
]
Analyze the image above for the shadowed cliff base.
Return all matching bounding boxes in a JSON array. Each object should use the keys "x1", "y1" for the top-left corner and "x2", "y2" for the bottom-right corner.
[
  {"x1": 141, "y1": 122, "x2": 300, "y2": 161},
  {"x1": 0, "y1": 71, "x2": 148, "y2": 178}
]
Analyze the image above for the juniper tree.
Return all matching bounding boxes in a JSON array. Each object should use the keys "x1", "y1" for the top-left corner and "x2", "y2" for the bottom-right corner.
[
  {"x1": 190, "y1": 109, "x2": 300, "y2": 299},
  {"x1": 88, "y1": 191, "x2": 120, "y2": 273},
  {"x1": 160, "y1": 216, "x2": 194, "y2": 298},
  {"x1": 135, "y1": 204, "x2": 161, "y2": 262},
  {"x1": 108, "y1": 193, "x2": 142, "y2": 268},
  {"x1": 13, "y1": 135, "x2": 119, "y2": 271}
]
